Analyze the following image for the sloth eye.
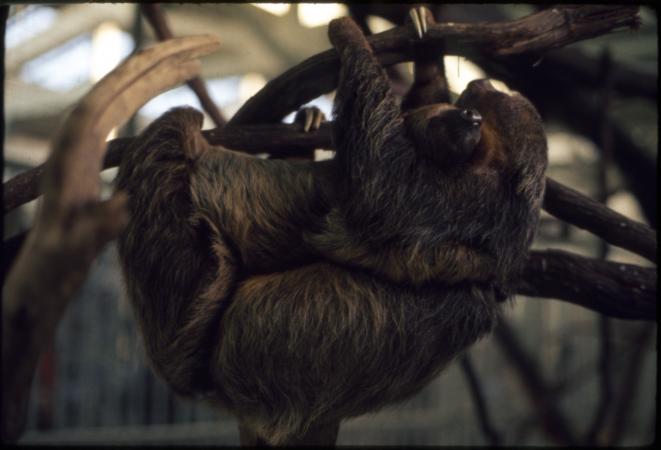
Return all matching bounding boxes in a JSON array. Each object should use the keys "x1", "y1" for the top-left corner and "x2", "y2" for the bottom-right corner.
[{"x1": 429, "y1": 111, "x2": 481, "y2": 140}]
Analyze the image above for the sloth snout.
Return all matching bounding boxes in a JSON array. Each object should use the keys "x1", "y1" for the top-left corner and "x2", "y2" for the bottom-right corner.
[{"x1": 460, "y1": 109, "x2": 482, "y2": 127}]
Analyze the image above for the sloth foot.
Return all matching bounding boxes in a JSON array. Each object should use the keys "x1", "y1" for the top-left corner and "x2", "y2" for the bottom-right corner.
[
  {"x1": 294, "y1": 106, "x2": 326, "y2": 133},
  {"x1": 407, "y1": 6, "x2": 435, "y2": 40}
]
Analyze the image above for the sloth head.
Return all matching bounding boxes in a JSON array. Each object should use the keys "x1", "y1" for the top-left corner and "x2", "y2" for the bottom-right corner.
[
  {"x1": 403, "y1": 102, "x2": 483, "y2": 169},
  {"x1": 404, "y1": 79, "x2": 546, "y2": 177}
]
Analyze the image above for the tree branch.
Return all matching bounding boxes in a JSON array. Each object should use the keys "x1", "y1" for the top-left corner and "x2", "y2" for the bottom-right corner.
[
  {"x1": 228, "y1": 5, "x2": 639, "y2": 125},
  {"x1": 5, "y1": 122, "x2": 656, "y2": 320},
  {"x1": 4, "y1": 122, "x2": 656, "y2": 290},
  {"x1": 604, "y1": 324, "x2": 656, "y2": 445},
  {"x1": 585, "y1": 49, "x2": 615, "y2": 446},
  {"x1": 3, "y1": 5, "x2": 652, "y2": 341},
  {"x1": 4, "y1": 239, "x2": 656, "y2": 323},
  {"x1": 519, "y1": 250, "x2": 656, "y2": 321},
  {"x1": 459, "y1": 355, "x2": 503, "y2": 445},
  {"x1": 493, "y1": 318, "x2": 578, "y2": 445},
  {"x1": 1, "y1": 35, "x2": 220, "y2": 442},
  {"x1": 140, "y1": 3, "x2": 226, "y2": 128},
  {"x1": 543, "y1": 178, "x2": 656, "y2": 263},
  {"x1": 4, "y1": 5, "x2": 643, "y2": 214}
]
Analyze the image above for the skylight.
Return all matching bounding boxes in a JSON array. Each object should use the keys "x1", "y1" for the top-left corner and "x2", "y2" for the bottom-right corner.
[
  {"x1": 19, "y1": 27, "x2": 134, "y2": 92},
  {"x1": 6, "y1": 6, "x2": 57, "y2": 49},
  {"x1": 139, "y1": 76, "x2": 242, "y2": 120}
]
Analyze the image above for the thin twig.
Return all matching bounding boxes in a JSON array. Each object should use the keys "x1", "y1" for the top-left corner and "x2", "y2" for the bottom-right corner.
[
  {"x1": 587, "y1": 316, "x2": 612, "y2": 444},
  {"x1": 140, "y1": 3, "x2": 226, "y2": 128},
  {"x1": 459, "y1": 355, "x2": 503, "y2": 445},
  {"x1": 604, "y1": 324, "x2": 656, "y2": 445},
  {"x1": 586, "y1": 49, "x2": 616, "y2": 446},
  {"x1": 493, "y1": 318, "x2": 578, "y2": 445}
]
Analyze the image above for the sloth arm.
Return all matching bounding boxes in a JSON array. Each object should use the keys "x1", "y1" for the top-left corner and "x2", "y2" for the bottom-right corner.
[
  {"x1": 401, "y1": 8, "x2": 451, "y2": 111},
  {"x1": 306, "y1": 18, "x2": 499, "y2": 287},
  {"x1": 305, "y1": 208, "x2": 499, "y2": 287},
  {"x1": 190, "y1": 151, "x2": 335, "y2": 273},
  {"x1": 329, "y1": 18, "x2": 416, "y2": 203}
]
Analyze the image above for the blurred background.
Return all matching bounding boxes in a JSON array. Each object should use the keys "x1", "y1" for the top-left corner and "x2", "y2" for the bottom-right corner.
[{"x1": 3, "y1": 3, "x2": 657, "y2": 446}]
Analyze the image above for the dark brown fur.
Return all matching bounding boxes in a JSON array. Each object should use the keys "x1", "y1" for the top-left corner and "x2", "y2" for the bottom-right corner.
[{"x1": 115, "y1": 15, "x2": 547, "y2": 445}]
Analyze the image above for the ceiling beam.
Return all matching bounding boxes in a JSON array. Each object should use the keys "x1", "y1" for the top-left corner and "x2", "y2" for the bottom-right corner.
[{"x1": 6, "y1": 4, "x2": 134, "y2": 74}]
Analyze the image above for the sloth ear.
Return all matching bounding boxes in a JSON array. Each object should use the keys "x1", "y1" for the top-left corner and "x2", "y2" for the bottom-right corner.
[
  {"x1": 138, "y1": 106, "x2": 206, "y2": 160},
  {"x1": 182, "y1": 125, "x2": 207, "y2": 161},
  {"x1": 173, "y1": 107, "x2": 207, "y2": 161}
]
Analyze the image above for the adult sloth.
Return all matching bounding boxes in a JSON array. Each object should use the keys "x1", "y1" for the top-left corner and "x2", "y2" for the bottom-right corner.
[{"x1": 115, "y1": 8, "x2": 547, "y2": 446}]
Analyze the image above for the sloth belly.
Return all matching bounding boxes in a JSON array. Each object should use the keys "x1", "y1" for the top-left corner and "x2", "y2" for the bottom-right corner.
[{"x1": 210, "y1": 262, "x2": 497, "y2": 443}]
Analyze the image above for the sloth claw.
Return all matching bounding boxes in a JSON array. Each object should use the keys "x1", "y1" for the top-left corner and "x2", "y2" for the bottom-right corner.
[
  {"x1": 295, "y1": 106, "x2": 325, "y2": 133},
  {"x1": 408, "y1": 6, "x2": 433, "y2": 40}
]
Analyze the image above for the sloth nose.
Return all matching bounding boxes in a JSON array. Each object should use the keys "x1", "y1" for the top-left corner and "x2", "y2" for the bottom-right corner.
[{"x1": 460, "y1": 109, "x2": 482, "y2": 126}]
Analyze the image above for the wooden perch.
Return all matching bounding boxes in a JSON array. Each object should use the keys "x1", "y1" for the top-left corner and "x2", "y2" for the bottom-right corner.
[
  {"x1": 3, "y1": 121, "x2": 657, "y2": 322},
  {"x1": 3, "y1": 5, "x2": 641, "y2": 212},
  {"x1": 6, "y1": 119, "x2": 655, "y2": 267},
  {"x1": 520, "y1": 250, "x2": 655, "y2": 320},
  {"x1": 543, "y1": 178, "x2": 656, "y2": 263},
  {"x1": 229, "y1": 5, "x2": 640, "y2": 125},
  {"x1": 1, "y1": 35, "x2": 220, "y2": 442}
]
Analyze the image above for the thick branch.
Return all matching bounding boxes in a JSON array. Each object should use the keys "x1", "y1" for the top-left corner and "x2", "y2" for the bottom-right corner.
[
  {"x1": 2, "y1": 36, "x2": 220, "y2": 442},
  {"x1": 2, "y1": 124, "x2": 331, "y2": 212},
  {"x1": 140, "y1": 3, "x2": 226, "y2": 128},
  {"x1": 4, "y1": 240, "x2": 655, "y2": 324},
  {"x1": 228, "y1": 5, "x2": 639, "y2": 125},
  {"x1": 519, "y1": 250, "x2": 656, "y2": 321},
  {"x1": 4, "y1": 5, "x2": 642, "y2": 213},
  {"x1": 544, "y1": 178, "x2": 656, "y2": 263},
  {"x1": 4, "y1": 121, "x2": 656, "y2": 267}
]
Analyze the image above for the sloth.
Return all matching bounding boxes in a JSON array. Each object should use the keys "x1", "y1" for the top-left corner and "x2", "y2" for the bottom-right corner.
[{"x1": 115, "y1": 9, "x2": 547, "y2": 446}]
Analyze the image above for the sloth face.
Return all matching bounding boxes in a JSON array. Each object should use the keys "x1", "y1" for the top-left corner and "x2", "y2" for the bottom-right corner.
[
  {"x1": 403, "y1": 103, "x2": 483, "y2": 169},
  {"x1": 456, "y1": 79, "x2": 546, "y2": 171}
]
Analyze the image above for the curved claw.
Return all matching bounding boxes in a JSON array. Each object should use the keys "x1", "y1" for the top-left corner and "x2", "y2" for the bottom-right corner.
[
  {"x1": 408, "y1": 6, "x2": 434, "y2": 40},
  {"x1": 295, "y1": 106, "x2": 326, "y2": 133}
]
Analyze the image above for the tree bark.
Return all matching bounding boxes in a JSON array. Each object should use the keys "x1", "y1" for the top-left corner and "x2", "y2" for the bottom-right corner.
[
  {"x1": 229, "y1": 5, "x2": 639, "y2": 126},
  {"x1": 519, "y1": 250, "x2": 655, "y2": 320}
]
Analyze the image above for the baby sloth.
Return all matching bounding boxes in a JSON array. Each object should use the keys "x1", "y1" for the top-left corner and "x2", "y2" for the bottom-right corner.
[{"x1": 115, "y1": 10, "x2": 547, "y2": 446}]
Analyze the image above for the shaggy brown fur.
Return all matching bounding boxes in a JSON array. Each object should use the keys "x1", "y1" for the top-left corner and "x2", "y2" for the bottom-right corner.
[{"x1": 115, "y1": 15, "x2": 547, "y2": 446}]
